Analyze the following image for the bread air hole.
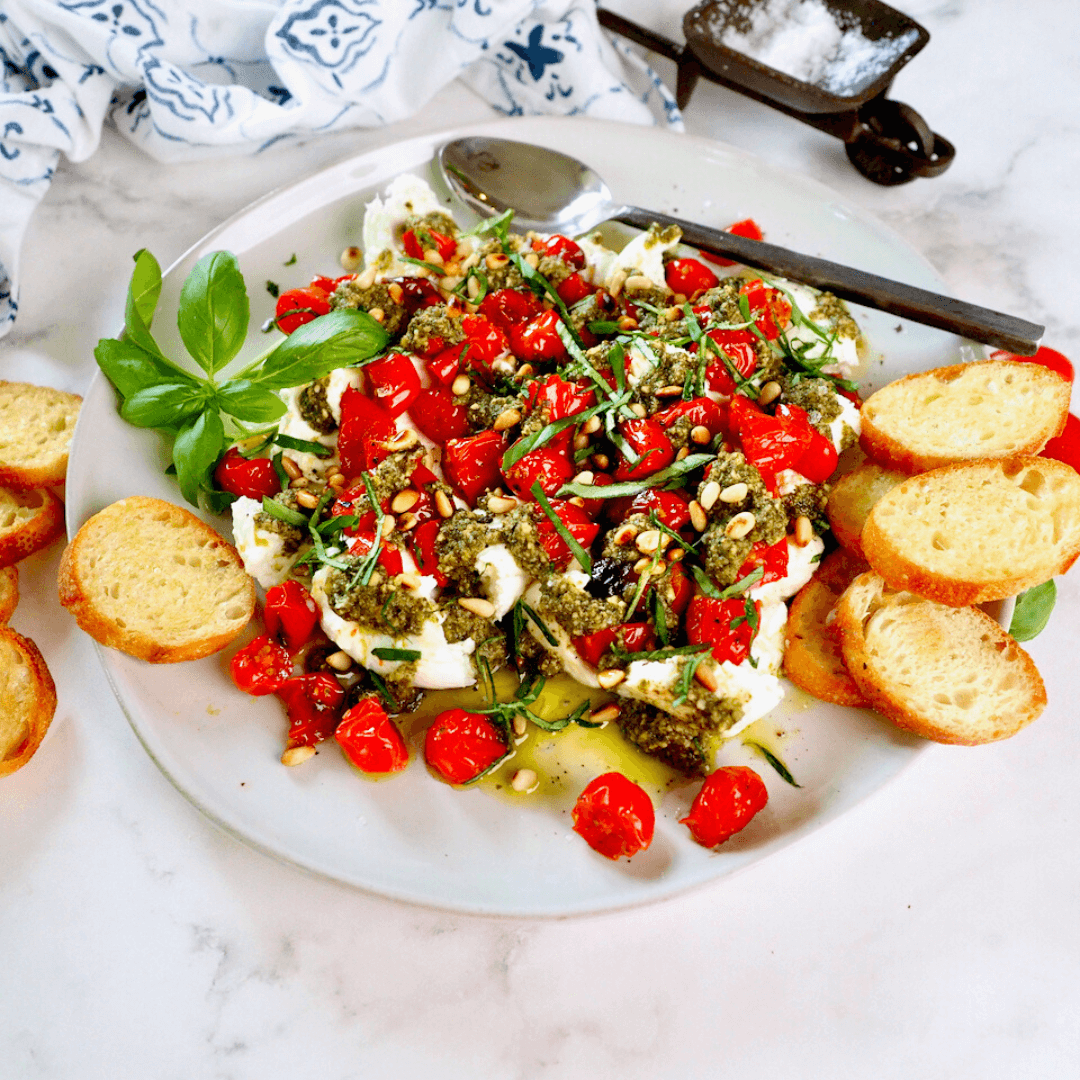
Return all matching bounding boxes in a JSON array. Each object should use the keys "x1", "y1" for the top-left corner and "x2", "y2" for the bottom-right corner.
[
  {"x1": 225, "y1": 605, "x2": 246, "y2": 620},
  {"x1": 1019, "y1": 470, "x2": 1046, "y2": 496},
  {"x1": 952, "y1": 688, "x2": 976, "y2": 709},
  {"x1": 931, "y1": 531, "x2": 950, "y2": 551}
]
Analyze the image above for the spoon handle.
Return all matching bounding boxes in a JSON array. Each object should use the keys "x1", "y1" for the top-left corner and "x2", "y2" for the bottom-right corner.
[{"x1": 613, "y1": 207, "x2": 1043, "y2": 355}]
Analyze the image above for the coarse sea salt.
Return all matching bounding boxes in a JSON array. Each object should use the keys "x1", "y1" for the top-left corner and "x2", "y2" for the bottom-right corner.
[{"x1": 711, "y1": 0, "x2": 918, "y2": 95}]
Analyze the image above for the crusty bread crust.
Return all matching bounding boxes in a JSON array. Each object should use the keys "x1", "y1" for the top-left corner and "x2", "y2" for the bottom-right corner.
[
  {"x1": 859, "y1": 360, "x2": 1069, "y2": 474},
  {"x1": 834, "y1": 572, "x2": 1045, "y2": 744},
  {"x1": 0, "y1": 486, "x2": 66, "y2": 568},
  {"x1": 0, "y1": 565, "x2": 17, "y2": 623},
  {"x1": 59, "y1": 496, "x2": 255, "y2": 663},
  {"x1": 0, "y1": 381, "x2": 82, "y2": 491},
  {"x1": 812, "y1": 547, "x2": 870, "y2": 594},
  {"x1": 784, "y1": 578, "x2": 866, "y2": 706},
  {"x1": 862, "y1": 457, "x2": 1080, "y2": 606},
  {"x1": 0, "y1": 627, "x2": 57, "y2": 777},
  {"x1": 825, "y1": 463, "x2": 906, "y2": 558}
]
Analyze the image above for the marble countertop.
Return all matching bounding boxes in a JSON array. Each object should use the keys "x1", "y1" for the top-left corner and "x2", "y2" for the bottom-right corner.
[{"x1": 3, "y1": 1, "x2": 1078, "y2": 1075}]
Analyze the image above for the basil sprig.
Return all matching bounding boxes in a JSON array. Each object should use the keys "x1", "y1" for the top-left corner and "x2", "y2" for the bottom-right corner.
[
  {"x1": 95, "y1": 248, "x2": 389, "y2": 508},
  {"x1": 1009, "y1": 579, "x2": 1056, "y2": 641}
]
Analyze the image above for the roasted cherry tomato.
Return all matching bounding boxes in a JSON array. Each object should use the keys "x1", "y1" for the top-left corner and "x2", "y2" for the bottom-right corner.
[
  {"x1": 511, "y1": 309, "x2": 568, "y2": 362},
  {"x1": 424, "y1": 708, "x2": 508, "y2": 785},
  {"x1": 335, "y1": 696, "x2": 409, "y2": 774},
  {"x1": 556, "y1": 272, "x2": 594, "y2": 306},
  {"x1": 534, "y1": 498, "x2": 601, "y2": 567},
  {"x1": 665, "y1": 257, "x2": 719, "y2": 298},
  {"x1": 541, "y1": 234, "x2": 586, "y2": 269},
  {"x1": 410, "y1": 519, "x2": 447, "y2": 586},
  {"x1": 702, "y1": 218, "x2": 765, "y2": 266},
  {"x1": 337, "y1": 387, "x2": 396, "y2": 479},
  {"x1": 425, "y1": 342, "x2": 467, "y2": 386},
  {"x1": 214, "y1": 447, "x2": 281, "y2": 500},
  {"x1": 275, "y1": 286, "x2": 331, "y2": 335},
  {"x1": 571, "y1": 623, "x2": 657, "y2": 669},
  {"x1": 613, "y1": 417, "x2": 675, "y2": 481},
  {"x1": 346, "y1": 532, "x2": 404, "y2": 576},
  {"x1": 444, "y1": 430, "x2": 507, "y2": 505},
  {"x1": 990, "y1": 346, "x2": 1074, "y2": 384},
  {"x1": 477, "y1": 288, "x2": 544, "y2": 334},
  {"x1": 738, "y1": 537, "x2": 790, "y2": 586},
  {"x1": 703, "y1": 332, "x2": 758, "y2": 396},
  {"x1": 277, "y1": 672, "x2": 345, "y2": 748},
  {"x1": 739, "y1": 278, "x2": 791, "y2": 340},
  {"x1": 402, "y1": 226, "x2": 457, "y2": 263},
  {"x1": 730, "y1": 398, "x2": 809, "y2": 490},
  {"x1": 525, "y1": 373, "x2": 597, "y2": 423},
  {"x1": 409, "y1": 388, "x2": 471, "y2": 444},
  {"x1": 653, "y1": 396, "x2": 727, "y2": 440},
  {"x1": 503, "y1": 445, "x2": 574, "y2": 500},
  {"x1": 391, "y1": 276, "x2": 443, "y2": 315},
  {"x1": 1042, "y1": 413, "x2": 1080, "y2": 472},
  {"x1": 364, "y1": 353, "x2": 421, "y2": 417},
  {"x1": 680, "y1": 766, "x2": 768, "y2": 847},
  {"x1": 571, "y1": 772, "x2": 655, "y2": 860},
  {"x1": 686, "y1": 595, "x2": 760, "y2": 665},
  {"x1": 607, "y1": 488, "x2": 691, "y2": 531},
  {"x1": 230, "y1": 634, "x2": 293, "y2": 696},
  {"x1": 264, "y1": 580, "x2": 320, "y2": 651},
  {"x1": 459, "y1": 313, "x2": 510, "y2": 380},
  {"x1": 775, "y1": 404, "x2": 838, "y2": 484}
]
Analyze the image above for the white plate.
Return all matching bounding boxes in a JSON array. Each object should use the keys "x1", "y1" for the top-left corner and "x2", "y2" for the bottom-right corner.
[{"x1": 66, "y1": 117, "x2": 970, "y2": 916}]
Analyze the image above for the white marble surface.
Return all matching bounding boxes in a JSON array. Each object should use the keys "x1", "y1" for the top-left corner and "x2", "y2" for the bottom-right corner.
[{"x1": 3, "y1": 1, "x2": 1079, "y2": 1076}]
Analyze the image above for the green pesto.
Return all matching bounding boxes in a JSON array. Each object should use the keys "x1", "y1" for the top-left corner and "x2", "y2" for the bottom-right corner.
[
  {"x1": 782, "y1": 481, "x2": 829, "y2": 522},
  {"x1": 700, "y1": 527, "x2": 753, "y2": 588},
  {"x1": 630, "y1": 340, "x2": 696, "y2": 398},
  {"x1": 297, "y1": 375, "x2": 336, "y2": 435},
  {"x1": 661, "y1": 413, "x2": 696, "y2": 450},
  {"x1": 323, "y1": 558, "x2": 436, "y2": 635},
  {"x1": 404, "y1": 210, "x2": 460, "y2": 240},
  {"x1": 781, "y1": 377, "x2": 843, "y2": 433},
  {"x1": 254, "y1": 490, "x2": 307, "y2": 554},
  {"x1": 400, "y1": 304, "x2": 465, "y2": 355},
  {"x1": 441, "y1": 601, "x2": 507, "y2": 674},
  {"x1": 458, "y1": 384, "x2": 522, "y2": 433},
  {"x1": 809, "y1": 291, "x2": 859, "y2": 339},
  {"x1": 330, "y1": 280, "x2": 409, "y2": 336},
  {"x1": 699, "y1": 452, "x2": 787, "y2": 544},
  {"x1": 367, "y1": 447, "x2": 426, "y2": 505},
  {"x1": 475, "y1": 238, "x2": 527, "y2": 291},
  {"x1": 600, "y1": 513, "x2": 653, "y2": 566},
  {"x1": 537, "y1": 573, "x2": 623, "y2": 638},
  {"x1": 566, "y1": 291, "x2": 614, "y2": 336},
  {"x1": 536, "y1": 253, "x2": 573, "y2": 287},
  {"x1": 435, "y1": 506, "x2": 552, "y2": 594}
]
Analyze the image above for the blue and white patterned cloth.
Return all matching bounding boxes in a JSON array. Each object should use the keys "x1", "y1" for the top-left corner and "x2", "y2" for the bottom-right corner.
[{"x1": 0, "y1": 0, "x2": 681, "y2": 339}]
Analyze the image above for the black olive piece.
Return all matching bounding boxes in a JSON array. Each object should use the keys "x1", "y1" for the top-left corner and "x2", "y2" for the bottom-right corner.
[{"x1": 585, "y1": 556, "x2": 633, "y2": 599}]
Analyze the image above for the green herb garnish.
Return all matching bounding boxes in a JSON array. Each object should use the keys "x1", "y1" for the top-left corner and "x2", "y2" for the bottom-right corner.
[
  {"x1": 372, "y1": 647, "x2": 422, "y2": 662},
  {"x1": 531, "y1": 481, "x2": 592, "y2": 574},
  {"x1": 1009, "y1": 579, "x2": 1056, "y2": 641},
  {"x1": 745, "y1": 740, "x2": 801, "y2": 787},
  {"x1": 557, "y1": 453, "x2": 715, "y2": 500}
]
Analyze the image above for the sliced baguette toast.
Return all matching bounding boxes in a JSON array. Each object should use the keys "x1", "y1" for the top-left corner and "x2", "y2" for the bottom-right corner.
[
  {"x1": 825, "y1": 463, "x2": 906, "y2": 559},
  {"x1": 0, "y1": 627, "x2": 57, "y2": 777},
  {"x1": 0, "y1": 566, "x2": 17, "y2": 622},
  {"x1": 0, "y1": 381, "x2": 82, "y2": 490},
  {"x1": 59, "y1": 496, "x2": 255, "y2": 663},
  {"x1": 862, "y1": 457, "x2": 1080, "y2": 605},
  {"x1": 0, "y1": 486, "x2": 66, "y2": 567},
  {"x1": 859, "y1": 360, "x2": 1069, "y2": 474},
  {"x1": 834, "y1": 572, "x2": 1045, "y2": 744}
]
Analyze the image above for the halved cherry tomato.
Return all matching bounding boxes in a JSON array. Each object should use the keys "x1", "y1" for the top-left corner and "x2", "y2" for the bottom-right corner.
[
  {"x1": 391, "y1": 276, "x2": 443, "y2": 315},
  {"x1": 775, "y1": 403, "x2": 838, "y2": 484},
  {"x1": 346, "y1": 532, "x2": 404, "y2": 576},
  {"x1": 739, "y1": 278, "x2": 791, "y2": 340},
  {"x1": 556, "y1": 272, "x2": 594, "y2": 306},
  {"x1": 511, "y1": 310, "x2": 568, "y2": 362},
  {"x1": 214, "y1": 448, "x2": 281, "y2": 500},
  {"x1": 329, "y1": 482, "x2": 381, "y2": 536},
  {"x1": 409, "y1": 389, "x2": 471, "y2": 444},
  {"x1": 534, "y1": 499, "x2": 601, "y2": 567},
  {"x1": 608, "y1": 488, "x2": 691, "y2": 531},
  {"x1": 444, "y1": 430, "x2": 507, "y2": 505},
  {"x1": 424, "y1": 708, "x2": 508, "y2": 785},
  {"x1": 458, "y1": 313, "x2": 510, "y2": 381},
  {"x1": 613, "y1": 417, "x2": 675, "y2": 481},
  {"x1": 275, "y1": 286, "x2": 331, "y2": 335},
  {"x1": 738, "y1": 537, "x2": 790, "y2": 585},
  {"x1": 337, "y1": 387, "x2": 395, "y2": 479},
  {"x1": 364, "y1": 353, "x2": 421, "y2": 417},
  {"x1": 277, "y1": 672, "x2": 345, "y2": 747},
  {"x1": 653, "y1": 396, "x2": 727, "y2": 439},
  {"x1": 990, "y1": 346, "x2": 1074, "y2": 385},
  {"x1": 703, "y1": 218, "x2": 764, "y2": 267},
  {"x1": 477, "y1": 288, "x2": 544, "y2": 334},
  {"x1": 503, "y1": 445, "x2": 574, "y2": 500},
  {"x1": 230, "y1": 634, "x2": 292, "y2": 696},
  {"x1": 731, "y1": 399, "x2": 809, "y2": 490},
  {"x1": 703, "y1": 332, "x2": 758, "y2": 395},
  {"x1": 542, "y1": 234, "x2": 586, "y2": 269},
  {"x1": 526, "y1": 373, "x2": 597, "y2": 422},
  {"x1": 402, "y1": 227, "x2": 456, "y2": 263},
  {"x1": 571, "y1": 772, "x2": 655, "y2": 860},
  {"x1": 425, "y1": 342, "x2": 467, "y2": 386},
  {"x1": 686, "y1": 595, "x2": 760, "y2": 665},
  {"x1": 680, "y1": 765, "x2": 768, "y2": 847},
  {"x1": 335, "y1": 696, "x2": 409, "y2": 774},
  {"x1": 1042, "y1": 413, "x2": 1080, "y2": 472},
  {"x1": 410, "y1": 519, "x2": 447, "y2": 586},
  {"x1": 571, "y1": 623, "x2": 656, "y2": 668},
  {"x1": 665, "y1": 258, "x2": 719, "y2": 297},
  {"x1": 264, "y1": 580, "x2": 320, "y2": 652}
]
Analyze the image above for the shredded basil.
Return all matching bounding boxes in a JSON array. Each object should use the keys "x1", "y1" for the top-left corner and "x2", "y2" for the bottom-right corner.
[
  {"x1": 745, "y1": 740, "x2": 801, "y2": 787},
  {"x1": 260, "y1": 496, "x2": 307, "y2": 528},
  {"x1": 518, "y1": 600, "x2": 557, "y2": 647},
  {"x1": 557, "y1": 453, "x2": 715, "y2": 500},
  {"x1": 372, "y1": 647, "x2": 421, "y2": 662},
  {"x1": 531, "y1": 481, "x2": 592, "y2": 574}
]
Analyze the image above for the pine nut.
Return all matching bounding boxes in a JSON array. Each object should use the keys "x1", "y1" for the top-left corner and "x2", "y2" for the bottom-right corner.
[
  {"x1": 694, "y1": 665, "x2": 719, "y2": 692},
  {"x1": 512, "y1": 715, "x2": 528, "y2": 737},
  {"x1": 524, "y1": 252, "x2": 540, "y2": 269},
  {"x1": 391, "y1": 489, "x2": 420, "y2": 513},
  {"x1": 459, "y1": 596, "x2": 496, "y2": 619},
  {"x1": 460, "y1": 253, "x2": 480, "y2": 273},
  {"x1": 592, "y1": 453, "x2": 610, "y2": 470},
  {"x1": 690, "y1": 425, "x2": 712, "y2": 445},
  {"x1": 514, "y1": 363, "x2": 535, "y2": 381},
  {"x1": 511, "y1": 768, "x2": 538, "y2": 792},
  {"x1": 451, "y1": 373, "x2": 471, "y2": 396},
  {"x1": 485, "y1": 252, "x2": 509, "y2": 270},
  {"x1": 617, "y1": 315, "x2": 639, "y2": 331},
  {"x1": 386, "y1": 281, "x2": 404, "y2": 304},
  {"x1": 608, "y1": 269, "x2": 628, "y2": 298},
  {"x1": 457, "y1": 239, "x2": 476, "y2": 259},
  {"x1": 582, "y1": 416, "x2": 602, "y2": 435},
  {"x1": 435, "y1": 490, "x2": 454, "y2": 518},
  {"x1": 327, "y1": 471, "x2": 346, "y2": 487},
  {"x1": 720, "y1": 482, "x2": 749, "y2": 504},
  {"x1": 630, "y1": 402, "x2": 647, "y2": 418},
  {"x1": 699, "y1": 480, "x2": 721, "y2": 510},
  {"x1": 689, "y1": 500, "x2": 708, "y2": 532},
  {"x1": 383, "y1": 429, "x2": 419, "y2": 452},
  {"x1": 281, "y1": 456, "x2": 303, "y2": 480},
  {"x1": 725, "y1": 511, "x2": 756, "y2": 539},
  {"x1": 369, "y1": 307, "x2": 385, "y2": 324},
  {"x1": 673, "y1": 292, "x2": 688, "y2": 305},
  {"x1": 597, "y1": 669, "x2": 627, "y2": 689},
  {"x1": 572, "y1": 433, "x2": 590, "y2": 452},
  {"x1": 487, "y1": 495, "x2": 518, "y2": 514},
  {"x1": 281, "y1": 745, "x2": 316, "y2": 767},
  {"x1": 676, "y1": 446, "x2": 690, "y2": 461},
  {"x1": 589, "y1": 704, "x2": 621, "y2": 725},
  {"x1": 573, "y1": 470, "x2": 594, "y2": 486},
  {"x1": 794, "y1": 515, "x2": 814, "y2": 547},
  {"x1": 758, "y1": 381, "x2": 782, "y2": 406},
  {"x1": 422, "y1": 248, "x2": 444, "y2": 266},
  {"x1": 632, "y1": 556, "x2": 652, "y2": 573},
  {"x1": 466, "y1": 275, "x2": 481, "y2": 300},
  {"x1": 379, "y1": 514, "x2": 396, "y2": 538},
  {"x1": 624, "y1": 275, "x2": 654, "y2": 291},
  {"x1": 398, "y1": 571, "x2": 423, "y2": 589},
  {"x1": 357, "y1": 266, "x2": 377, "y2": 290},
  {"x1": 613, "y1": 523, "x2": 638, "y2": 545},
  {"x1": 397, "y1": 512, "x2": 418, "y2": 532},
  {"x1": 440, "y1": 276, "x2": 462, "y2": 293},
  {"x1": 445, "y1": 261, "x2": 461, "y2": 278},
  {"x1": 668, "y1": 547, "x2": 686, "y2": 562},
  {"x1": 635, "y1": 529, "x2": 661, "y2": 555},
  {"x1": 339, "y1": 246, "x2": 362, "y2": 272},
  {"x1": 663, "y1": 306, "x2": 682, "y2": 322},
  {"x1": 295, "y1": 489, "x2": 319, "y2": 509},
  {"x1": 493, "y1": 408, "x2": 522, "y2": 432},
  {"x1": 655, "y1": 384, "x2": 683, "y2": 397},
  {"x1": 290, "y1": 477, "x2": 309, "y2": 489},
  {"x1": 326, "y1": 650, "x2": 352, "y2": 672},
  {"x1": 569, "y1": 496, "x2": 585, "y2": 508}
]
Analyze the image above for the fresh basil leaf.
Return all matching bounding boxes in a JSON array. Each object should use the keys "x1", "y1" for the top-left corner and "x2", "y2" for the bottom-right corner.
[
  {"x1": 173, "y1": 410, "x2": 225, "y2": 507},
  {"x1": 124, "y1": 249, "x2": 167, "y2": 360},
  {"x1": 251, "y1": 310, "x2": 389, "y2": 390},
  {"x1": 501, "y1": 402, "x2": 605, "y2": 471},
  {"x1": 94, "y1": 337, "x2": 198, "y2": 400},
  {"x1": 372, "y1": 647, "x2": 422, "y2": 662},
  {"x1": 120, "y1": 382, "x2": 205, "y2": 428},
  {"x1": 261, "y1": 496, "x2": 308, "y2": 528},
  {"x1": 531, "y1": 480, "x2": 592, "y2": 574},
  {"x1": 215, "y1": 380, "x2": 288, "y2": 423},
  {"x1": 273, "y1": 432, "x2": 335, "y2": 457},
  {"x1": 178, "y1": 251, "x2": 250, "y2": 375},
  {"x1": 557, "y1": 453, "x2": 715, "y2": 500},
  {"x1": 1009, "y1": 580, "x2": 1056, "y2": 642}
]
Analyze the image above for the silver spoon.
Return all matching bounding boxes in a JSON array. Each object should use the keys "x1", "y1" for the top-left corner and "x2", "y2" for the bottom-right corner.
[{"x1": 438, "y1": 136, "x2": 1043, "y2": 355}]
